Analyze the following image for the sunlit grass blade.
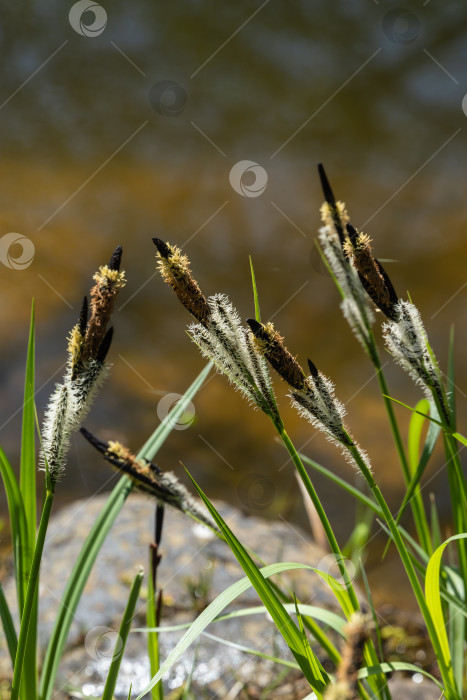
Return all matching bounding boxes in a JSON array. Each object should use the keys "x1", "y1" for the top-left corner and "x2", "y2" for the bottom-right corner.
[
  {"x1": 39, "y1": 477, "x2": 134, "y2": 700},
  {"x1": 102, "y1": 567, "x2": 144, "y2": 700},
  {"x1": 447, "y1": 326, "x2": 456, "y2": 420},
  {"x1": 10, "y1": 478, "x2": 54, "y2": 700},
  {"x1": 20, "y1": 300, "x2": 36, "y2": 551},
  {"x1": 430, "y1": 494, "x2": 442, "y2": 549},
  {"x1": 146, "y1": 570, "x2": 162, "y2": 700},
  {"x1": 297, "y1": 451, "x2": 381, "y2": 516},
  {"x1": 249, "y1": 255, "x2": 261, "y2": 323},
  {"x1": 425, "y1": 534, "x2": 467, "y2": 695},
  {"x1": 134, "y1": 562, "x2": 336, "y2": 700},
  {"x1": 359, "y1": 562, "x2": 391, "y2": 700},
  {"x1": 139, "y1": 362, "x2": 212, "y2": 460},
  {"x1": 202, "y1": 630, "x2": 301, "y2": 670},
  {"x1": 139, "y1": 603, "x2": 347, "y2": 637},
  {"x1": 189, "y1": 480, "x2": 328, "y2": 691},
  {"x1": 357, "y1": 662, "x2": 443, "y2": 691},
  {"x1": 294, "y1": 596, "x2": 327, "y2": 685},
  {"x1": 0, "y1": 580, "x2": 17, "y2": 665},
  {"x1": 0, "y1": 447, "x2": 28, "y2": 613}
]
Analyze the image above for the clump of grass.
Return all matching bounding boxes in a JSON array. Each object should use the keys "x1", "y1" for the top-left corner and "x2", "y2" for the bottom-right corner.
[{"x1": 1, "y1": 164, "x2": 466, "y2": 700}]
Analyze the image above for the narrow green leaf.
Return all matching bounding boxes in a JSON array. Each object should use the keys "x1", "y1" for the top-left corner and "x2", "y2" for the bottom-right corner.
[
  {"x1": 146, "y1": 554, "x2": 162, "y2": 700},
  {"x1": 11, "y1": 488, "x2": 54, "y2": 700},
  {"x1": 20, "y1": 299, "x2": 36, "y2": 547},
  {"x1": 40, "y1": 366, "x2": 212, "y2": 700},
  {"x1": 249, "y1": 255, "x2": 261, "y2": 323},
  {"x1": 0, "y1": 448, "x2": 28, "y2": 613},
  {"x1": 357, "y1": 662, "x2": 443, "y2": 691},
  {"x1": 190, "y1": 482, "x2": 327, "y2": 689},
  {"x1": 139, "y1": 362, "x2": 212, "y2": 460},
  {"x1": 425, "y1": 533, "x2": 467, "y2": 693},
  {"x1": 294, "y1": 596, "x2": 326, "y2": 685},
  {"x1": 139, "y1": 603, "x2": 346, "y2": 637},
  {"x1": 0, "y1": 580, "x2": 17, "y2": 665},
  {"x1": 135, "y1": 562, "x2": 334, "y2": 700},
  {"x1": 201, "y1": 630, "x2": 300, "y2": 670},
  {"x1": 447, "y1": 326, "x2": 456, "y2": 420},
  {"x1": 102, "y1": 567, "x2": 144, "y2": 700}
]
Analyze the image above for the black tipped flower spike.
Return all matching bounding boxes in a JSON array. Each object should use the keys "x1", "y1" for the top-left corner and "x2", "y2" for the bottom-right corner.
[
  {"x1": 78, "y1": 296, "x2": 88, "y2": 336},
  {"x1": 307, "y1": 358, "x2": 319, "y2": 379},
  {"x1": 317, "y1": 163, "x2": 336, "y2": 206},
  {"x1": 96, "y1": 327, "x2": 114, "y2": 364},
  {"x1": 152, "y1": 237, "x2": 171, "y2": 259},
  {"x1": 108, "y1": 245, "x2": 123, "y2": 271},
  {"x1": 246, "y1": 318, "x2": 266, "y2": 338}
]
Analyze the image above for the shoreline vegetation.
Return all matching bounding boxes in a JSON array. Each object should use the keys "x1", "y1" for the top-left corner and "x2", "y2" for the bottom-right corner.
[{"x1": 1, "y1": 164, "x2": 465, "y2": 699}]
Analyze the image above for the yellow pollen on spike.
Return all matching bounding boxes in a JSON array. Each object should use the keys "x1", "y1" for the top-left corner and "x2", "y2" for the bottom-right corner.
[
  {"x1": 320, "y1": 201, "x2": 349, "y2": 226},
  {"x1": 156, "y1": 244, "x2": 191, "y2": 281},
  {"x1": 67, "y1": 324, "x2": 84, "y2": 369},
  {"x1": 93, "y1": 266, "x2": 126, "y2": 289},
  {"x1": 107, "y1": 440, "x2": 132, "y2": 460}
]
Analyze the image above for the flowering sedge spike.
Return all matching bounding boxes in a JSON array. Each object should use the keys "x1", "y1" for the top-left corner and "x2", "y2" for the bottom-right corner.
[
  {"x1": 324, "y1": 613, "x2": 371, "y2": 700},
  {"x1": 80, "y1": 428, "x2": 220, "y2": 533},
  {"x1": 40, "y1": 247, "x2": 126, "y2": 481},
  {"x1": 153, "y1": 239, "x2": 280, "y2": 423},
  {"x1": 317, "y1": 167, "x2": 374, "y2": 349},
  {"x1": 382, "y1": 300, "x2": 447, "y2": 416},
  {"x1": 247, "y1": 319, "x2": 354, "y2": 449},
  {"x1": 344, "y1": 223, "x2": 399, "y2": 321}
]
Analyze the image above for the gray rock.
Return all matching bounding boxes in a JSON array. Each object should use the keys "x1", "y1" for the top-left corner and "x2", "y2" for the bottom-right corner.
[{"x1": 3, "y1": 494, "x2": 344, "y2": 698}]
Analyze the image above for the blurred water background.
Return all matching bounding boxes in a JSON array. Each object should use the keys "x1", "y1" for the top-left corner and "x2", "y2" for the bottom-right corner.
[{"x1": 0, "y1": 0, "x2": 466, "y2": 607}]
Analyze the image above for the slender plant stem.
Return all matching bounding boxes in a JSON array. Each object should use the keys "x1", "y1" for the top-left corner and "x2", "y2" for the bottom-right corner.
[
  {"x1": 278, "y1": 427, "x2": 359, "y2": 613},
  {"x1": 347, "y1": 443, "x2": 459, "y2": 698},
  {"x1": 368, "y1": 334, "x2": 432, "y2": 553}
]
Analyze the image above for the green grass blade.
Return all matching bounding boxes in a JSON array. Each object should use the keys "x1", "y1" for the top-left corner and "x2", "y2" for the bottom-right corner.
[
  {"x1": 449, "y1": 594, "x2": 464, "y2": 692},
  {"x1": 139, "y1": 362, "x2": 212, "y2": 460},
  {"x1": 19, "y1": 301, "x2": 38, "y2": 700},
  {"x1": 249, "y1": 255, "x2": 261, "y2": 323},
  {"x1": 425, "y1": 533, "x2": 467, "y2": 695},
  {"x1": 190, "y1": 481, "x2": 327, "y2": 690},
  {"x1": 447, "y1": 326, "x2": 456, "y2": 420},
  {"x1": 135, "y1": 562, "x2": 332, "y2": 699},
  {"x1": 11, "y1": 487, "x2": 54, "y2": 700},
  {"x1": 357, "y1": 662, "x2": 443, "y2": 691},
  {"x1": 202, "y1": 630, "x2": 301, "y2": 670},
  {"x1": 297, "y1": 452, "x2": 381, "y2": 516},
  {"x1": 294, "y1": 596, "x2": 327, "y2": 685},
  {"x1": 39, "y1": 477, "x2": 134, "y2": 700},
  {"x1": 0, "y1": 580, "x2": 17, "y2": 665},
  {"x1": 140, "y1": 603, "x2": 346, "y2": 637},
  {"x1": 102, "y1": 567, "x2": 144, "y2": 700},
  {"x1": 146, "y1": 564, "x2": 162, "y2": 700},
  {"x1": 40, "y1": 366, "x2": 212, "y2": 700},
  {"x1": 0, "y1": 447, "x2": 28, "y2": 613},
  {"x1": 359, "y1": 562, "x2": 391, "y2": 700},
  {"x1": 405, "y1": 398, "x2": 433, "y2": 553},
  {"x1": 20, "y1": 300, "x2": 36, "y2": 550}
]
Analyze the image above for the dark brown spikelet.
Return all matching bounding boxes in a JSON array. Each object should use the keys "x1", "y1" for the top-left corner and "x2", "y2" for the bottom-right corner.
[
  {"x1": 108, "y1": 245, "x2": 123, "y2": 271},
  {"x1": 81, "y1": 253, "x2": 126, "y2": 362},
  {"x1": 345, "y1": 223, "x2": 399, "y2": 320},
  {"x1": 153, "y1": 238, "x2": 211, "y2": 325},
  {"x1": 318, "y1": 163, "x2": 346, "y2": 246},
  {"x1": 78, "y1": 296, "x2": 88, "y2": 336},
  {"x1": 247, "y1": 319, "x2": 306, "y2": 391},
  {"x1": 96, "y1": 327, "x2": 114, "y2": 364}
]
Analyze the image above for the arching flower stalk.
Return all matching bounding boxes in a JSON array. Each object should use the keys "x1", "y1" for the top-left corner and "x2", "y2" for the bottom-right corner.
[
  {"x1": 153, "y1": 238, "x2": 280, "y2": 426},
  {"x1": 80, "y1": 428, "x2": 220, "y2": 533},
  {"x1": 40, "y1": 247, "x2": 126, "y2": 483}
]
